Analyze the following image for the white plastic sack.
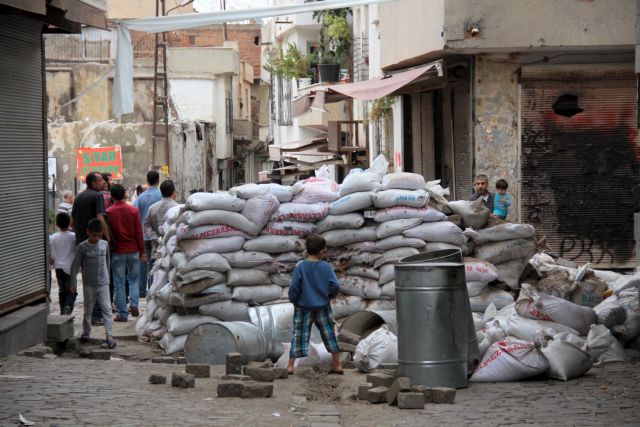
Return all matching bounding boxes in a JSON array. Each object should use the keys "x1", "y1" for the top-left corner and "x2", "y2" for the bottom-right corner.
[
  {"x1": 275, "y1": 342, "x2": 333, "y2": 368},
  {"x1": 241, "y1": 192, "x2": 281, "y2": 231},
  {"x1": 495, "y1": 259, "x2": 529, "y2": 291},
  {"x1": 178, "y1": 236, "x2": 246, "y2": 258},
  {"x1": 540, "y1": 333, "x2": 593, "y2": 381},
  {"x1": 610, "y1": 273, "x2": 640, "y2": 295},
  {"x1": 262, "y1": 221, "x2": 317, "y2": 236},
  {"x1": 470, "y1": 338, "x2": 549, "y2": 382},
  {"x1": 274, "y1": 252, "x2": 304, "y2": 263},
  {"x1": 464, "y1": 223, "x2": 535, "y2": 245},
  {"x1": 176, "y1": 224, "x2": 252, "y2": 240},
  {"x1": 469, "y1": 287, "x2": 515, "y2": 312},
  {"x1": 322, "y1": 226, "x2": 377, "y2": 247},
  {"x1": 243, "y1": 235, "x2": 305, "y2": 253},
  {"x1": 374, "y1": 206, "x2": 445, "y2": 223},
  {"x1": 339, "y1": 172, "x2": 381, "y2": 197},
  {"x1": 380, "y1": 281, "x2": 395, "y2": 299},
  {"x1": 353, "y1": 326, "x2": 398, "y2": 372},
  {"x1": 372, "y1": 189, "x2": 429, "y2": 209},
  {"x1": 159, "y1": 333, "x2": 188, "y2": 355},
  {"x1": 270, "y1": 203, "x2": 328, "y2": 222},
  {"x1": 346, "y1": 267, "x2": 379, "y2": 281},
  {"x1": 475, "y1": 239, "x2": 537, "y2": 265},
  {"x1": 373, "y1": 247, "x2": 420, "y2": 269},
  {"x1": 227, "y1": 268, "x2": 271, "y2": 287},
  {"x1": 464, "y1": 258, "x2": 499, "y2": 282},
  {"x1": 271, "y1": 273, "x2": 292, "y2": 288},
  {"x1": 373, "y1": 235, "x2": 426, "y2": 251},
  {"x1": 403, "y1": 221, "x2": 467, "y2": 246},
  {"x1": 448, "y1": 198, "x2": 490, "y2": 230},
  {"x1": 378, "y1": 263, "x2": 395, "y2": 285},
  {"x1": 467, "y1": 281, "x2": 489, "y2": 297},
  {"x1": 423, "y1": 242, "x2": 462, "y2": 252},
  {"x1": 292, "y1": 177, "x2": 339, "y2": 204},
  {"x1": 593, "y1": 296, "x2": 627, "y2": 328},
  {"x1": 476, "y1": 326, "x2": 506, "y2": 356},
  {"x1": 232, "y1": 285, "x2": 283, "y2": 303},
  {"x1": 163, "y1": 204, "x2": 183, "y2": 225},
  {"x1": 183, "y1": 209, "x2": 259, "y2": 235},
  {"x1": 185, "y1": 192, "x2": 245, "y2": 212},
  {"x1": 375, "y1": 218, "x2": 422, "y2": 239},
  {"x1": 366, "y1": 300, "x2": 396, "y2": 311},
  {"x1": 179, "y1": 252, "x2": 231, "y2": 273},
  {"x1": 166, "y1": 314, "x2": 220, "y2": 336},
  {"x1": 198, "y1": 300, "x2": 250, "y2": 321},
  {"x1": 230, "y1": 183, "x2": 293, "y2": 202},
  {"x1": 331, "y1": 295, "x2": 367, "y2": 318},
  {"x1": 222, "y1": 251, "x2": 273, "y2": 268},
  {"x1": 328, "y1": 191, "x2": 373, "y2": 215},
  {"x1": 505, "y1": 312, "x2": 580, "y2": 342},
  {"x1": 315, "y1": 213, "x2": 365, "y2": 234},
  {"x1": 348, "y1": 251, "x2": 383, "y2": 267},
  {"x1": 380, "y1": 172, "x2": 425, "y2": 190},
  {"x1": 340, "y1": 276, "x2": 381, "y2": 299}
]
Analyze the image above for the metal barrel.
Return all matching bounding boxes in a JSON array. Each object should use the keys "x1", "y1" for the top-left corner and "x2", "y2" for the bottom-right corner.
[
  {"x1": 184, "y1": 321, "x2": 269, "y2": 365},
  {"x1": 394, "y1": 249, "x2": 472, "y2": 388},
  {"x1": 339, "y1": 310, "x2": 398, "y2": 337}
]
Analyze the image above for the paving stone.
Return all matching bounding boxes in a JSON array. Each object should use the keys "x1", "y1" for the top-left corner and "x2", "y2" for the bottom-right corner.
[
  {"x1": 88, "y1": 350, "x2": 111, "y2": 360},
  {"x1": 171, "y1": 372, "x2": 195, "y2": 389},
  {"x1": 241, "y1": 382, "x2": 273, "y2": 398},
  {"x1": 19, "y1": 349, "x2": 45, "y2": 358},
  {"x1": 270, "y1": 367, "x2": 288, "y2": 379},
  {"x1": 63, "y1": 337, "x2": 81, "y2": 352},
  {"x1": 387, "y1": 377, "x2": 411, "y2": 406},
  {"x1": 338, "y1": 330, "x2": 361, "y2": 346},
  {"x1": 357, "y1": 384, "x2": 372, "y2": 400},
  {"x1": 148, "y1": 374, "x2": 167, "y2": 384},
  {"x1": 431, "y1": 387, "x2": 456, "y2": 404},
  {"x1": 177, "y1": 356, "x2": 187, "y2": 365},
  {"x1": 366, "y1": 386, "x2": 389, "y2": 404},
  {"x1": 410, "y1": 385, "x2": 433, "y2": 403},
  {"x1": 338, "y1": 342, "x2": 356, "y2": 353},
  {"x1": 152, "y1": 356, "x2": 176, "y2": 364},
  {"x1": 77, "y1": 348, "x2": 91, "y2": 358},
  {"x1": 366, "y1": 373, "x2": 394, "y2": 388},
  {"x1": 397, "y1": 392, "x2": 425, "y2": 409},
  {"x1": 225, "y1": 352, "x2": 243, "y2": 375},
  {"x1": 185, "y1": 364, "x2": 210, "y2": 378},
  {"x1": 47, "y1": 315, "x2": 74, "y2": 342},
  {"x1": 246, "y1": 367, "x2": 275, "y2": 382},
  {"x1": 220, "y1": 374, "x2": 251, "y2": 381},
  {"x1": 217, "y1": 381, "x2": 244, "y2": 397}
]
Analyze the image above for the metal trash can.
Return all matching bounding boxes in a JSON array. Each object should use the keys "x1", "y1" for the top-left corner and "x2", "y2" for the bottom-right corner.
[
  {"x1": 394, "y1": 249, "x2": 477, "y2": 388},
  {"x1": 185, "y1": 321, "x2": 269, "y2": 365}
]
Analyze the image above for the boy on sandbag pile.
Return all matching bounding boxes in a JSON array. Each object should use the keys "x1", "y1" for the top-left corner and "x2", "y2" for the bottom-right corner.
[{"x1": 287, "y1": 234, "x2": 343, "y2": 375}]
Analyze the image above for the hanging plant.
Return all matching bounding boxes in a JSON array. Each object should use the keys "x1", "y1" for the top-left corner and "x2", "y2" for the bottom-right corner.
[{"x1": 368, "y1": 96, "x2": 395, "y2": 123}]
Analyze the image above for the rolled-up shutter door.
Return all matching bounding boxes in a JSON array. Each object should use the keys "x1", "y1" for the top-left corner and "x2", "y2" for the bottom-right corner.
[
  {"x1": 520, "y1": 65, "x2": 639, "y2": 268},
  {"x1": 0, "y1": 16, "x2": 47, "y2": 313}
]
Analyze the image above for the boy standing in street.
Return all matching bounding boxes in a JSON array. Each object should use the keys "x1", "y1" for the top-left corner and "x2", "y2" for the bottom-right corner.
[
  {"x1": 287, "y1": 235, "x2": 342, "y2": 375},
  {"x1": 49, "y1": 212, "x2": 77, "y2": 315},
  {"x1": 69, "y1": 219, "x2": 116, "y2": 349}
]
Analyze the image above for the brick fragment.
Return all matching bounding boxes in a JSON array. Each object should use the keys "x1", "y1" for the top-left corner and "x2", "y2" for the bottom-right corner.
[
  {"x1": 152, "y1": 356, "x2": 176, "y2": 364},
  {"x1": 241, "y1": 382, "x2": 274, "y2": 398},
  {"x1": 366, "y1": 386, "x2": 389, "y2": 404},
  {"x1": 410, "y1": 385, "x2": 433, "y2": 403},
  {"x1": 246, "y1": 367, "x2": 275, "y2": 382},
  {"x1": 387, "y1": 377, "x2": 411, "y2": 406},
  {"x1": 149, "y1": 374, "x2": 167, "y2": 384},
  {"x1": 185, "y1": 364, "x2": 210, "y2": 378},
  {"x1": 270, "y1": 368, "x2": 288, "y2": 379},
  {"x1": 217, "y1": 381, "x2": 244, "y2": 397},
  {"x1": 357, "y1": 384, "x2": 372, "y2": 400},
  {"x1": 221, "y1": 374, "x2": 251, "y2": 381},
  {"x1": 366, "y1": 373, "x2": 394, "y2": 388},
  {"x1": 431, "y1": 387, "x2": 456, "y2": 404},
  {"x1": 171, "y1": 372, "x2": 195, "y2": 388},
  {"x1": 88, "y1": 350, "x2": 111, "y2": 360},
  {"x1": 225, "y1": 352, "x2": 243, "y2": 375},
  {"x1": 397, "y1": 392, "x2": 425, "y2": 409}
]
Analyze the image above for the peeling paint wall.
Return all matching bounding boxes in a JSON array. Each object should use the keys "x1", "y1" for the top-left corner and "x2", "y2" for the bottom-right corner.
[
  {"x1": 46, "y1": 70, "x2": 74, "y2": 121},
  {"x1": 71, "y1": 63, "x2": 111, "y2": 122},
  {"x1": 473, "y1": 54, "x2": 520, "y2": 220}
]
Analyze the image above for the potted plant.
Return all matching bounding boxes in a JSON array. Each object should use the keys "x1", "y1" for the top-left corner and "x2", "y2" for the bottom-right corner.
[
  {"x1": 282, "y1": 43, "x2": 312, "y2": 87},
  {"x1": 313, "y1": 8, "x2": 352, "y2": 83}
]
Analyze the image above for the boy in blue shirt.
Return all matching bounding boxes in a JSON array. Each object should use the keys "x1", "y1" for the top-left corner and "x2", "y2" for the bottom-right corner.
[
  {"x1": 493, "y1": 179, "x2": 511, "y2": 220},
  {"x1": 288, "y1": 234, "x2": 342, "y2": 375}
]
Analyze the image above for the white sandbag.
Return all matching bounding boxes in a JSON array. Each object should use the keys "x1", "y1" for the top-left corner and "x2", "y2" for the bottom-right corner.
[
  {"x1": 495, "y1": 259, "x2": 529, "y2": 291},
  {"x1": 469, "y1": 287, "x2": 515, "y2": 312},
  {"x1": 353, "y1": 326, "x2": 398, "y2": 372},
  {"x1": 340, "y1": 276, "x2": 381, "y2": 299},
  {"x1": 275, "y1": 342, "x2": 332, "y2": 368},
  {"x1": 174, "y1": 269, "x2": 226, "y2": 286},
  {"x1": 243, "y1": 235, "x2": 305, "y2": 253},
  {"x1": 593, "y1": 295, "x2": 627, "y2": 328},
  {"x1": 274, "y1": 252, "x2": 304, "y2": 263},
  {"x1": 372, "y1": 189, "x2": 429, "y2": 209},
  {"x1": 366, "y1": 300, "x2": 396, "y2": 311},
  {"x1": 185, "y1": 192, "x2": 246, "y2": 212},
  {"x1": 178, "y1": 236, "x2": 245, "y2": 259},
  {"x1": 375, "y1": 218, "x2": 422, "y2": 239},
  {"x1": 328, "y1": 191, "x2": 373, "y2": 215},
  {"x1": 367, "y1": 154, "x2": 390, "y2": 177},
  {"x1": 241, "y1": 193, "x2": 281, "y2": 231},
  {"x1": 540, "y1": 333, "x2": 593, "y2": 381},
  {"x1": 145, "y1": 298, "x2": 158, "y2": 321},
  {"x1": 179, "y1": 252, "x2": 231, "y2": 273},
  {"x1": 165, "y1": 235, "x2": 177, "y2": 256},
  {"x1": 373, "y1": 206, "x2": 445, "y2": 223},
  {"x1": 610, "y1": 273, "x2": 640, "y2": 295},
  {"x1": 592, "y1": 269, "x2": 623, "y2": 283},
  {"x1": 155, "y1": 306, "x2": 174, "y2": 325},
  {"x1": 476, "y1": 326, "x2": 506, "y2": 356},
  {"x1": 262, "y1": 221, "x2": 317, "y2": 236},
  {"x1": 403, "y1": 221, "x2": 466, "y2": 246},
  {"x1": 163, "y1": 204, "x2": 183, "y2": 225},
  {"x1": 230, "y1": 183, "x2": 293, "y2": 202},
  {"x1": 380, "y1": 172, "x2": 425, "y2": 190},
  {"x1": 159, "y1": 333, "x2": 188, "y2": 355},
  {"x1": 378, "y1": 263, "x2": 395, "y2": 285},
  {"x1": 222, "y1": 251, "x2": 273, "y2": 268},
  {"x1": 156, "y1": 282, "x2": 173, "y2": 305},
  {"x1": 176, "y1": 224, "x2": 252, "y2": 240},
  {"x1": 374, "y1": 235, "x2": 426, "y2": 251},
  {"x1": 348, "y1": 251, "x2": 383, "y2": 267},
  {"x1": 467, "y1": 281, "x2": 489, "y2": 297},
  {"x1": 271, "y1": 273, "x2": 292, "y2": 287},
  {"x1": 331, "y1": 295, "x2": 367, "y2": 318},
  {"x1": 346, "y1": 267, "x2": 379, "y2": 280},
  {"x1": 464, "y1": 258, "x2": 499, "y2": 282},
  {"x1": 198, "y1": 300, "x2": 250, "y2": 321},
  {"x1": 339, "y1": 172, "x2": 381, "y2": 196},
  {"x1": 423, "y1": 242, "x2": 462, "y2": 252},
  {"x1": 380, "y1": 281, "x2": 395, "y2": 299},
  {"x1": 515, "y1": 284, "x2": 596, "y2": 335},
  {"x1": 183, "y1": 209, "x2": 259, "y2": 235},
  {"x1": 270, "y1": 203, "x2": 328, "y2": 223},
  {"x1": 448, "y1": 198, "x2": 490, "y2": 230},
  {"x1": 470, "y1": 338, "x2": 549, "y2": 382},
  {"x1": 232, "y1": 285, "x2": 283, "y2": 303},
  {"x1": 292, "y1": 177, "x2": 340, "y2": 204},
  {"x1": 150, "y1": 326, "x2": 168, "y2": 340},
  {"x1": 612, "y1": 306, "x2": 640, "y2": 341},
  {"x1": 344, "y1": 241, "x2": 380, "y2": 253},
  {"x1": 315, "y1": 213, "x2": 365, "y2": 234},
  {"x1": 505, "y1": 312, "x2": 580, "y2": 342},
  {"x1": 322, "y1": 226, "x2": 377, "y2": 247},
  {"x1": 227, "y1": 268, "x2": 271, "y2": 287},
  {"x1": 473, "y1": 311, "x2": 486, "y2": 332},
  {"x1": 464, "y1": 223, "x2": 536, "y2": 245},
  {"x1": 165, "y1": 313, "x2": 220, "y2": 336},
  {"x1": 475, "y1": 239, "x2": 537, "y2": 265},
  {"x1": 174, "y1": 275, "x2": 228, "y2": 295},
  {"x1": 373, "y1": 247, "x2": 420, "y2": 269}
]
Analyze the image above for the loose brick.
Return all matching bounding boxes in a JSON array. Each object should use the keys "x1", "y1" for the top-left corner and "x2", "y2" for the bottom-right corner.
[
  {"x1": 217, "y1": 381, "x2": 244, "y2": 397},
  {"x1": 411, "y1": 385, "x2": 433, "y2": 403},
  {"x1": 397, "y1": 392, "x2": 425, "y2": 409},
  {"x1": 152, "y1": 356, "x2": 176, "y2": 364},
  {"x1": 185, "y1": 364, "x2": 210, "y2": 378},
  {"x1": 387, "y1": 377, "x2": 411, "y2": 406},
  {"x1": 366, "y1": 373, "x2": 394, "y2": 388},
  {"x1": 241, "y1": 382, "x2": 273, "y2": 398},
  {"x1": 338, "y1": 330, "x2": 361, "y2": 346},
  {"x1": 357, "y1": 384, "x2": 372, "y2": 400},
  {"x1": 367, "y1": 386, "x2": 389, "y2": 404},
  {"x1": 270, "y1": 368, "x2": 288, "y2": 379},
  {"x1": 246, "y1": 367, "x2": 275, "y2": 382},
  {"x1": 149, "y1": 374, "x2": 167, "y2": 384},
  {"x1": 431, "y1": 387, "x2": 456, "y2": 404},
  {"x1": 77, "y1": 348, "x2": 91, "y2": 358},
  {"x1": 221, "y1": 374, "x2": 251, "y2": 381},
  {"x1": 171, "y1": 372, "x2": 195, "y2": 389},
  {"x1": 47, "y1": 315, "x2": 75, "y2": 342},
  {"x1": 88, "y1": 350, "x2": 111, "y2": 360},
  {"x1": 225, "y1": 352, "x2": 243, "y2": 375}
]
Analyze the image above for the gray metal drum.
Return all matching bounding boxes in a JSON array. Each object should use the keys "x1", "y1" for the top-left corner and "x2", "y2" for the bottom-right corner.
[
  {"x1": 394, "y1": 249, "x2": 472, "y2": 388},
  {"x1": 185, "y1": 321, "x2": 269, "y2": 365}
]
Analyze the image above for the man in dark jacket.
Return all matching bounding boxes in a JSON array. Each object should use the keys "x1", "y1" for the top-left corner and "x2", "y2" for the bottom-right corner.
[{"x1": 467, "y1": 174, "x2": 494, "y2": 212}]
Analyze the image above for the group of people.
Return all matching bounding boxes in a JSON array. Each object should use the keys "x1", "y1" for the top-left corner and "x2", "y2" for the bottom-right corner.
[{"x1": 48, "y1": 170, "x2": 177, "y2": 349}]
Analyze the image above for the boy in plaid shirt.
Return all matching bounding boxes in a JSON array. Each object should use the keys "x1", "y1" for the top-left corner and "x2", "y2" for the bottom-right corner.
[{"x1": 287, "y1": 234, "x2": 342, "y2": 375}]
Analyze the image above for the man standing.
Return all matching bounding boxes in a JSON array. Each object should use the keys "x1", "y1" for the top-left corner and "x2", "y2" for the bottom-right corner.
[
  {"x1": 134, "y1": 170, "x2": 161, "y2": 298},
  {"x1": 107, "y1": 184, "x2": 145, "y2": 321},
  {"x1": 467, "y1": 174, "x2": 494, "y2": 212},
  {"x1": 144, "y1": 180, "x2": 178, "y2": 253}
]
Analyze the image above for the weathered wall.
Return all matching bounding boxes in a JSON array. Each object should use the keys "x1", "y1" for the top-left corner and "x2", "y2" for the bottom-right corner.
[
  {"x1": 46, "y1": 69, "x2": 74, "y2": 121},
  {"x1": 473, "y1": 54, "x2": 520, "y2": 220},
  {"x1": 72, "y1": 63, "x2": 111, "y2": 122}
]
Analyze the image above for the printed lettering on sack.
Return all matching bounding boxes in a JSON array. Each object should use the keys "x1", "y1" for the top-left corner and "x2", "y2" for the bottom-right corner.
[
  {"x1": 178, "y1": 224, "x2": 246, "y2": 240},
  {"x1": 477, "y1": 341, "x2": 533, "y2": 370},
  {"x1": 521, "y1": 301, "x2": 553, "y2": 321}
]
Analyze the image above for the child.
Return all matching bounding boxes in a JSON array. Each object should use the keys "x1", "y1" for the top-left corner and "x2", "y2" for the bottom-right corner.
[
  {"x1": 49, "y1": 212, "x2": 77, "y2": 315},
  {"x1": 493, "y1": 179, "x2": 511, "y2": 220},
  {"x1": 69, "y1": 219, "x2": 116, "y2": 349},
  {"x1": 287, "y1": 234, "x2": 342, "y2": 375}
]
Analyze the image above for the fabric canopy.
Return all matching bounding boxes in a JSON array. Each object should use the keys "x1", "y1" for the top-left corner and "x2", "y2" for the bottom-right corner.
[{"x1": 113, "y1": 0, "x2": 393, "y2": 117}]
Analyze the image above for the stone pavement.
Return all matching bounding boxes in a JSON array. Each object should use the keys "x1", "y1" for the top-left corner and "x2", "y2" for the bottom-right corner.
[{"x1": 0, "y1": 353, "x2": 639, "y2": 426}]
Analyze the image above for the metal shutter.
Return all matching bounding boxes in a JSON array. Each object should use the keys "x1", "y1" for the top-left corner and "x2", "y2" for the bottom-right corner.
[
  {"x1": 0, "y1": 16, "x2": 47, "y2": 313},
  {"x1": 451, "y1": 85, "x2": 473, "y2": 201},
  {"x1": 520, "y1": 65, "x2": 638, "y2": 268},
  {"x1": 410, "y1": 92, "x2": 435, "y2": 180}
]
